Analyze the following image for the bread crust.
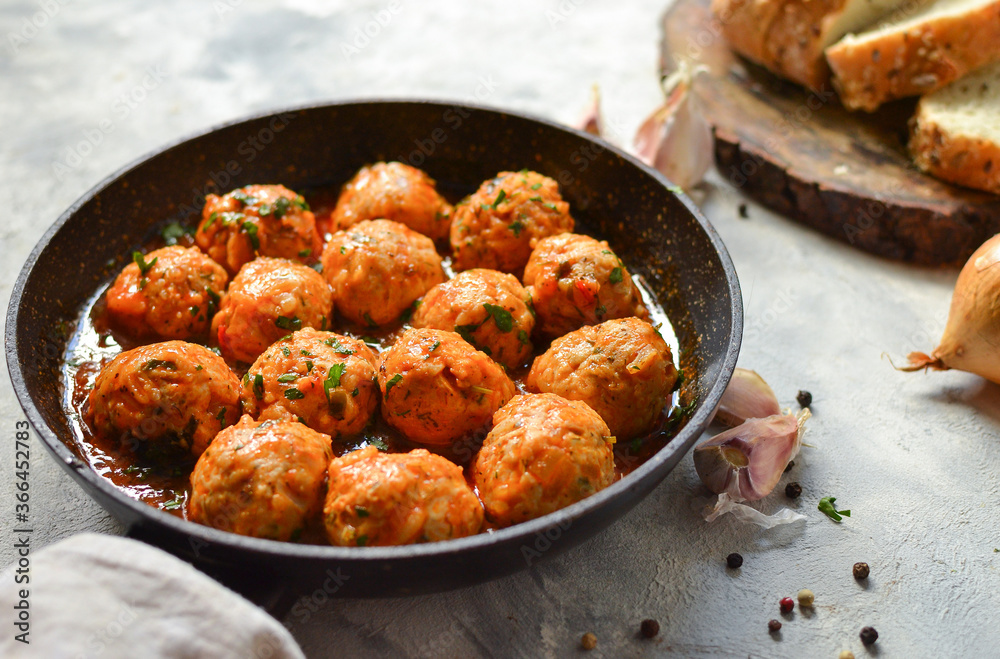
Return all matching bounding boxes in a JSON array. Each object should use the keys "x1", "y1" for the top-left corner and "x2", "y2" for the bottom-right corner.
[
  {"x1": 910, "y1": 108, "x2": 1000, "y2": 194},
  {"x1": 827, "y1": 2, "x2": 1000, "y2": 111},
  {"x1": 713, "y1": 0, "x2": 842, "y2": 90}
]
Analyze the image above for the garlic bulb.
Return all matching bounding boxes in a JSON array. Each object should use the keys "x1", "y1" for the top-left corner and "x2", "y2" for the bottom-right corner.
[
  {"x1": 694, "y1": 409, "x2": 810, "y2": 502},
  {"x1": 573, "y1": 84, "x2": 603, "y2": 137},
  {"x1": 904, "y1": 233, "x2": 1000, "y2": 383},
  {"x1": 633, "y1": 63, "x2": 714, "y2": 190},
  {"x1": 713, "y1": 368, "x2": 781, "y2": 427}
]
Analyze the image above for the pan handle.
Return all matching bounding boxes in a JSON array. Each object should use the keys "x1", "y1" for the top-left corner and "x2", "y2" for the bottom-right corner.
[{"x1": 123, "y1": 522, "x2": 299, "y2": 617}]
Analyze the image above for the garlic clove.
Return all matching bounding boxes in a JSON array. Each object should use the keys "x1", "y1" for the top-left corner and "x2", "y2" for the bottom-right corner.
[
  {"x1": 903, "y1": 233, "x2": 1000, "y2": 384},
  {"x1": 573, "y1": 84, "x2": 603, "y2": 137},
  {"x1": 694, "y1": 410, "x2": 810, "y2": 502},
  {"x1": 713, "y1": 368, "x2": 781, "y2": 427},
  {"x1": 633, "y1": 63, "x2": 714, "y2": 190}
]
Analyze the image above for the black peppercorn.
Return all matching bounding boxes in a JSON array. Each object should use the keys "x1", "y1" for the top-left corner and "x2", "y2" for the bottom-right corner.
[
  {"x1": 785, "y1": 482, "x2": 802, "y2": 499},
  {"x1": 640, "y1": 619, "x2": 659, "y2": 638},
  {"x1": 853, "y1": 562, "x2": 870, "y2": 580},
  {"x1": 726, "y1": 552, "x2": 743, "y2": 569},
  {"x1": 738, "y1": 203, "x2": 749, "y2": 219},
  {"x1": 768, "y1": 619, "x2": 782, "y2": 633},
  {"x1": 784, "y1": 460, "x2": 795, "y2": 473},
  {"x1": 860, "y1": 626, "x2": 878, "y2": 645},
  {"x1": 796, "y1": 390, "x2": 812, "y2": 407}
]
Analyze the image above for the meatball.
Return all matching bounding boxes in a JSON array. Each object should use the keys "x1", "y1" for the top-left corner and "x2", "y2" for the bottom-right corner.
[
  {"x1": 412, "y1": 269, "x2": 535, "y2": 370},
  {"x1": 449, "y1": 170, "x2": 574, "y2": 275},
  {"x1": 189, "y1": 415, "x2": 332, "y2": 541},
  {"x1": 240, "y1": 329, "x2": 379, "y2": 440},
  {"x1": 196, "y1": 184, "x2": 321, "y2": 274},
  {"x1": 377, "y1": 328, "x2": 515, "y2": 446},
  {"x1": 321, "y1": 219, "x2": 446, "y2": 327},
  {"x1": 330, "y1": 162, "x2": 453, "y2": 240},
  {"x1": 104, "y1": 246, "x2": 228, "y2": 341},
  {"x1": 523, "y1": 233, "x2": 649, "y2": 338},
  {"x1": 472, "y1": 393, "x2": 615, "y2": 527},
  {"x1": 526, "y1": 318, "x2": 678, "y2": 440},
  {"x1": 323, "y1": 446, "x2": 483, "y2": 546},
  {"x1": 85, "y1": 341, "x2": 240, "y2": 457},
  {"x1": 211, "y1": 257, "x2": 333, "y2": 364}
]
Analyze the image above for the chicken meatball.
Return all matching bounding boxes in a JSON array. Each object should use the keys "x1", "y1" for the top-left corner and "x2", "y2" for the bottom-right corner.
[
  {"x1": 104, "y1": 246, "x2": 228, "y2": 340},
  {"x1": 85, "y1": 341, "x2": 240, "y2": 457},
  {"x1": 377, "y1": 328, "x2": 515, "y2": 446},
  {"x1": 240, "y1": 329, "x2": 378, "y2": 440},
  {"x1": 323, "y1": 446, "x2": 483, "y2": 546},
  {"x1": 321, "y1": 219, "x2": 446, "y2": 326},
  {"x1": 526, "y1": 318, "x2": 678, "y2": 440},
  {"x1": 473, "y1": 393, "x2": 615, "y2": 527},
  {"x1": 523, "y1": 233, "x2": 649, "y2": 338},
  {"x1": 411, "y1": 269, "x2": 535, "y2": 370},
  {"x1": 211, "y1": 257, "x2": 333, "y2": 364},
  {"x1": 189, "y1": 415, "x2": 333, "y2": 541},
  {"x1": 196, "y1": 184, "x2": 321, "y2": 274},
  {"x1": 449, "y1": 170, "x2": 574, "y2": 275},
  {"x1": 329, "y1": 162, "x2": 453, "y2": 240}
]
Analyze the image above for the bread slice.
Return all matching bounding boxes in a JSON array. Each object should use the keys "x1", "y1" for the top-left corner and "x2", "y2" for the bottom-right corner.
[
  {"x1": 910, "y1": 61, "x2": 1000, "y2": 193},
  {"x1": 826, "y1": 0, "x2": 1000, "y2": 111},
  {"x1": 712, "y1": 0, "x2": 917, "y2": 90}
]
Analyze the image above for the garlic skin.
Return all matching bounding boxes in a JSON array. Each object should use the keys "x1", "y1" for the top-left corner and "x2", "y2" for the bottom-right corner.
[
  {"x1": 573, "y1": 84, "x2": 603, "y2": 138},
  {"x1": 694, "y1": 409, "x2": 810, "y2": 502},
  {"x1": 905, "y1": 233, "x2": 1000, "y2": 383},
  {"x1": 633, "y1": 63, "x2": 714, "y2": 190},
  {"x1": 713, "y1": 368, "x2": 781, "y2": 427}
]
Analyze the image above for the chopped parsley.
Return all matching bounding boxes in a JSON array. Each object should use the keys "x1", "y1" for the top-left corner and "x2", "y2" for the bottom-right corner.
[
  {"x1": 518, "y1": 329, "x2": 530, "y2": 345},
  {"x1": 818, "y1": 497, "x2": 851, "y2": 522},
  {"x1": 275, "y1": 315, "x2": 302, "y2": 331},
  {"x1": 284, "y1": 388, "x2": 305, "y2": 400},
  {"x1": 293, "y1": 195, "x2": 310, "y2": 211},
  {"x1": 161, "y1": 221, "x2": 193, "y2": 245},
  {"x1": 298, "y1": 248, "x2": 312, "y2": 258},
  {"x1": 483, "y1": 304, "x2": 514, "y2": 332},
  {"x1": 363, "y1": 312, "x2": 378, "y2": 328},
  {"x1": 429, "y1": 340, "x2": 441, "y2": 353},
  {"x1": 385, "y1": 373, "x2": 403, "y2": 395},
  {"x1": 355, "y1": 506, "x2": 370, "y2": 518},
  {"x1": 273, "y1": 196, "x2": 291, "y2": 219},
  {"x1": 162, "y1": 495, "x2": 185, "y2": 510},
  {"x1": 324, "y1": 363, "x2": 346, "y2": 401},
  {"x1": 231, "y1": 189, "x2": 256, "y2": 206},
  {"x1": 277, "y1": 373, "x2": 298, "y2": 383},
  {"x1": 325, "y1": 337, "x2": 354, "y2": 355},
  {"x1": 609, "y1": 267, "x2": 623, "y2": 284},
  {"x1": 189, "y1": 306, "x2": 199, "y2": 317},
  {"x1": 252, "y1": 373, "x2": 264, "y2": 399},
  {"x1": 530, "y1": 182, "x2": 542, "y2": 190},
  {"x1": 508, "y1": 219, "x2": 525, "y2": 237},
  {"x1": 141, "y1": 359, "x2": 176, "y2": 371},
  {"x1": 356, "y1": 535, "x2": 368, "y2": 547},
  {"x1": 241, "y1": 221, "x2": 260, "y2": 251},
  {"x1": 206, "y1": 288, "x2": 221, "y2": 317},
  {"x1": 306, "y1": 360, "x2": 314, "y2": 372},
  {"x1": 491, "y1": 189, "x2": 507, "y2": 209},
  {"x1": 133, "y1": 251, "x2": 158, "y2": 275}
]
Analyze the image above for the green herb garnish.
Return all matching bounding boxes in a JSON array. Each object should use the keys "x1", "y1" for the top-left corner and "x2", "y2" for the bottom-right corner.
[
  {"x1": 385, "y1": 373, "x2": 402, "y2": 395},
  {"x1": 277, "y1": 373, "x2": 299, "y2": 383},
  {"x1": 362, "y1": 312, "x2": 378, "y2": 328},
  {"x1": 491, "y1": 189, "x2": 507, "y2": 209},
  {"x1": 483, "y1": 304, "x2": 514, "y2": 332},
  {"x1": 355, "y1": 506, "x2": 370, "y2": 518},
  {"x1": 284, "y1": 388, "x2": 305, "y2": 400},
  {"x1": 141, "y1": 359, "x2": 176, "y2": 371},
  {"x1": 609, "y1": 267, "x2": 623, "y2": 284},
  {"x1": 324, "y1": 363, "x2": 346, "y2": 401},
  {"x1": 275, "y1": 316, "x2": 302, "y2": 331},
  {"x1": 508, "y1": 219, "x2": 525, "y2": 237},
  {"x1": 161, "y1": 222, "x2": 193, "y2": 245},
  {"x1": 133, "y1": 251, "x2": 158, "y2": 275},
  {"x1": 242, "y1": 221, "x2": 260, "y2": 251},
  {"x1": 818, "y1": 497, "x2": 851, "y2": 522},
  {"x1": 518, "y1": 329, "x2": 530, "y2": 346},
  {"x1": 252, "y1": 373, "x2": 264, "y2": 399}
]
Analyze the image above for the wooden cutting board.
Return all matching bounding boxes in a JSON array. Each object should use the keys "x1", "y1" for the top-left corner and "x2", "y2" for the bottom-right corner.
[{"x1": 661, "y1": 0, "x2": 1000, "y2": 266}]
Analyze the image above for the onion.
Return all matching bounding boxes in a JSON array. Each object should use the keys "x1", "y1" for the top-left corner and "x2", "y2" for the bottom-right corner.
[{"x1": 904, "y1": 233, "x2": 1000, "y2": 383}]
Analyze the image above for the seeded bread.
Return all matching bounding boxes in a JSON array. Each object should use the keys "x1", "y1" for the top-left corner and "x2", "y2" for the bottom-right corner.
[
  {"x1": 910, "y1": 61, "x2": 1000, "y2": 193},
  {"x1": 711, "y1": 0, "x2": 915, "y2": 90},
  {"x1": 826, "y1": 0, "x2": 1000, "y2": 111}
]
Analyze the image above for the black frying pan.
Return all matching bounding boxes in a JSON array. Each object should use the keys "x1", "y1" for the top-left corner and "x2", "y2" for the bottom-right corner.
[{"x1": 5, "y1": 100, "x2": 741, "y2": 611}]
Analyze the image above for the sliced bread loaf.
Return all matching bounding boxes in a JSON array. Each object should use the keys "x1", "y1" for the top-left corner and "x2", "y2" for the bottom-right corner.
[
  {"x1": 826, "y1": 0, "x2": 1000, "y2": 111},
  {"x1": 910, "y1": 61, "x2": 1000, "y2": 193},
  {"x1": 712, "y1": 0, "x2": 917, "y2": 90}
]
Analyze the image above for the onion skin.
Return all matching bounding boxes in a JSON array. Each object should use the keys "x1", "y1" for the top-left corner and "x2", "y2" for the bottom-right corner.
[
  {"x1": 694, "y1": 410, "x2": 810, "y2": 501},
  {"x1": 713, "y1": 368, "x2": 781, "y2": 427},
  {"x1": 905, "y1": 233, "x2": 1000, "y2": 384}
]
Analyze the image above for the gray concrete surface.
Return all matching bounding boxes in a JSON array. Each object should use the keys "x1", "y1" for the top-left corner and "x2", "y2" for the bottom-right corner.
[{"x1": 2, "y1": 1, "x2": 998, "y2": 657}]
